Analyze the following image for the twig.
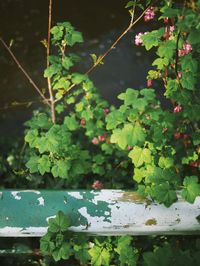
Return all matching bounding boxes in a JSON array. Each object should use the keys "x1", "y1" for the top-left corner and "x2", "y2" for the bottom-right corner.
[
  {"x1": 54, "y1": 2, "x2": 152, "y2": 103},
  {"x1": 0, "y1": 37, "x2": 50, "y2": 107},
  {"x1": 47, "y1": 0, "x2": 56, "y2": 123}
]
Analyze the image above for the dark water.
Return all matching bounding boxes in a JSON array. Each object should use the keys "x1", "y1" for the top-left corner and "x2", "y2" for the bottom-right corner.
[{"x1": 0, "y1": 0, "x2": 152, "y2": 136}]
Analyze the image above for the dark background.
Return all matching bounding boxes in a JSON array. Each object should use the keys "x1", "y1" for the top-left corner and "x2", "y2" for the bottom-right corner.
[{"x1": 0, "y1": 0, "x2": 152, "y2": 136}]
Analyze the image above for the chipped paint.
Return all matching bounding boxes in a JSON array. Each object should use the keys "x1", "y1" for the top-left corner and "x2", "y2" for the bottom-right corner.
[
  {"x1": 11, "y1": 192, "x2": 21, "y2": 200},
  {"x1": 0, "y1": 189, "x2": 200, "y2": 236},
  {"x1": 145, "y1": 218, "x2": 157, "y2": 226},
  {"x1": 117, "y1": 191, "x2": 152, "y2": 204},
  {"x1": 37, "y1": 197, "x2": 45, "y2": 206},
  {"x1": 68, "y1": 192, "x2": 84, "y2": 200},
  {"x1": 46, "y1": 215, "x2": 56, "y2": 222}
]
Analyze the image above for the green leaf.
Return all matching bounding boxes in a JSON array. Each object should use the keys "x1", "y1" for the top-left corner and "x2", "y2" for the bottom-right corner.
[
  {"x1": 182, "y1": 176, "x2": 200, "y2": 203},
  {"x1": 71, "y1": 73, "x2": 86, "y2": 84},
  {"x1": 51, "y1": 25, "x2": 64, "y2": 41},
  {"x1": 134, "y1": 167, "x2": 146, "y2": 183},
  {"x1": 128, "y1": 147, "x2": 151, "y2": 167},
  {"x1": 115, "y1": 236, "x2": 138, "y2": 266},
  {"x1": 51, "y1": 160, "x2": 71, "y2": 179},
  {"x1": 125, "y1": 1, "x2": 134, "y2": 8},
  {"x1": 26, "y1": 156, "x2": 39, "y2": 173},
  {"x1": 110, "y1": 129, "x2": 127, "y2": 149},
  {"x1": 89, "y1": 246, "x2": 110, "y2": 266},
  {"x1": 44, "y1": 64, "x2": 62, "y2": 78},
  {"x1": 153, "y1": 183, "x2": 177, "y2": 207},
  {"x1": 157, "y1": 40, "x2": 176, "y2": 59},
  {"x1": 142, "y1": 29, "x2": 164, "y2": 50},
  {"x1": 152, "y1": 58, "x2": 169, "y2": 70},
  {"x1": 62, "y1": 56, "x2": 73, "y2": 70},
  {"x1": 158, "y1": 157, "x2": 174, "y2": 169},
  {"x1": 69, "y1": 31, "x2": 83, "y2": 46},
  {"x1": 118, "y1": 88, "x2": 139, "y2": 106},
  {"x1": 25, "y1": 129, "x2": 38, "y2": 147},
  {"x1": 64, "y1": 115, "x2": 79, "y2": 131},
  {"x1": 38, "y1": 155, "x2": 51, "y2": 175},
  {"x1": 53, "y1": 78, "x2": 70, "y2": 90},
  {"x1": 106, "y1": 110, "x2": 124, "y2": 130},
  {"x1": 48, "y1": 211, "x2": 71, "y2": 233},
  {"x1": 74, "y1": 243, "x2": 90, "y2": 264},
  {"x1": 40, "y1": 234, "x2": 55, "y2": 253}
]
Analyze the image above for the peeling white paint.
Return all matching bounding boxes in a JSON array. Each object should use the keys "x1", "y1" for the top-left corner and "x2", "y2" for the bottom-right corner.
[
  {"x1": 37, "y1": 197, "x2": 45, "y2": 206},
  {"x1": 1, "y1": 190, "x2": 200, "y2": 236},
  {"x1": 0, "y1": 226, "x2": 47, "y2": 237},
  {"x1": 19, "y1": 190, "x2": 41, "y2": 194},
  {"x1": 46, "y1": 215, "x2": 56, "y2": 222},
  {"x1": 68, "y1": 192, "x2": 84, "y2": 200},
  {"x1": 11, "y1": 192, "x2": 21, "y2": 200}
]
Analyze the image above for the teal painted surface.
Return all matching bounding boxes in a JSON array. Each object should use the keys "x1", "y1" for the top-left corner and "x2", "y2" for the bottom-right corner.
[{"x1": 0, "y1": 190, "x2": 111, "y2": 230}]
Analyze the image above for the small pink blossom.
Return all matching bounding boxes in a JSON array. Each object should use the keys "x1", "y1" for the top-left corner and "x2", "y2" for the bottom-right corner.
[
  {"x1": 164, "y1": 17, "x2": 169, "y2": 24},
  {"x1": 144, "y1": 7, "x2": 155, "y2": 22},
  {"x1": 174, "y1": 131, "x2": 182, "y2": 140},
  {"x1": 147, "y1": 79, "x2": 153, "y2": 87},
  {"x1": 127, "y1": 146, "x2": 133, "y2": 151},
  {"x1": 178, "y1": 42, "x2": 192, "y2": 57},
  {"x1": 134, "y1": 32, "x2": 144, "y2": 46},
  {"x1": 183, "y1": 42, "x2": 192, "y2": 54},
  {"x1": 189, "y1": 160, "x2": 200, "y2": 168},
  {"x1": 178, "y1": 71, "x2": 182, "y2": 78},
  {"x1": 103, "y1": 108, "x2": 110, "y2": 115},
  {"x1": 92, "y1": 137, "x2": 99, "y2": 145},
  {"x1": 80, "y1": 118, "x2": 86, "y2": 126},
  {"x1": 92, "y1": 180, "x2": 104, "y2": 189},
  {"x1": 98, "y1": 134, "x2": 107, "y2": 142},
  {"x1": 173, "y1": 104, "x2": 182, "y2": 113}
]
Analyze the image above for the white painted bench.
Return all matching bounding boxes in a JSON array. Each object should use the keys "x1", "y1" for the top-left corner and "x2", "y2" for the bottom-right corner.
[{"x1": 0, "y1": 189, "x2": 200, "y2": 237}]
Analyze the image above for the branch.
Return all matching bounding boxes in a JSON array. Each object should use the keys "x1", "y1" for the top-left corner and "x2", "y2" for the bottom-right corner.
[
  {"x1": 54, "y1": 2, "x2": 152, "y2": 103},
  {"x1": 47, "y1": 0, "x2": 56, "y2": 123},
  {"x1": 0, "y1": 37, "x2": 50, "y2": 107}
]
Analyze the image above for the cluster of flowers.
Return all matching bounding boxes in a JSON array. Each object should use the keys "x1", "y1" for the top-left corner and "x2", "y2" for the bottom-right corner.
[
  {"x1": 92, "y1": 180, "x2": 104, "y2": 189},
  {"x1": 178, "y1": 42, "x2": 192, "y2": 57},
  {"x1": 144, "y1": 7, "x2": 155, "y2": 22},
  {"x1": 92, "y1": 134, "x2": 107, "y2": 145},
  {"x1": 173, "y1": 104, "x2": 182, "y2": 113},
  {"x1": 134, "y1": 32, "x2": 147, "y2": 46}
]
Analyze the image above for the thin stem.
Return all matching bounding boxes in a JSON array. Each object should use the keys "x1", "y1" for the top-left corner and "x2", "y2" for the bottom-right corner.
[
  {"x1": 47, "y1": 0, "x2": 56, "y2": 123},
  {"x1": 85, "y1": 3, "x2": 147, "y2": 75},
  {"x1": 0, "y1": 37, "x2": 50, "y2": 106},
  {"x1": 54, "y1": 2, "x2": 151, "y2": 103}
]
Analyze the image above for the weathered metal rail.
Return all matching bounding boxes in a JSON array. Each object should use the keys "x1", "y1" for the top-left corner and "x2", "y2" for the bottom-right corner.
[{"x1": 0, "y1": 189, "x2": 200, "y2": 237}]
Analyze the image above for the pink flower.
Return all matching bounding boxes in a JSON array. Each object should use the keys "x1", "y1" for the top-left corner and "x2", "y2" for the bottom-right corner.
[
  {"x1": 127, "y1": 146, "x2": 133, "y2": 151},
  {"x1": 92, "y1": 180, "x2": 104, "y2": 189},
  {"x1": 164, "y1": 17, "x2": 169, "y2": 24},
  {"x1": 178, "y1": 42, "x2": 192, "y2": 57},
  {"x1": 189, "y1": 160, "x2": 200, "y2": 167},
  {"x1": 103, "y1": 108, "x2": 110, "y2": 115},
  {"x1": 174, "y1": 131, "x2": 182, "y2": 140},
  {"x1": 147, "y1": 79, "x2": 153, "y2": 87},
  {"x1": 173, "y1": 104, "x2": 182, "y2": 113},
  {"x1": 134, "y1": 32, "x2": 144, "y2": 46},
  {"x1": 169, "y1": 26, "x2": 175, "y2": 33},
  {"x1": 178, "y1": 71, "x2": 182, "y2": 78},
  {"x1": 80, "y1": 118, "x2": 86, "y2": 126},
  {"x1": 183, "y1": 42, "x2": 192, "y2": 54},
  {"x1": 92, "y1": 137, "x2": 99, "y2": 145},
  {"x1": 98, "y1": 134, "x2": 107, "y2": 142},
  {"x1": 144, "y1": 7, "x2": 155, "y2": 22}
]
